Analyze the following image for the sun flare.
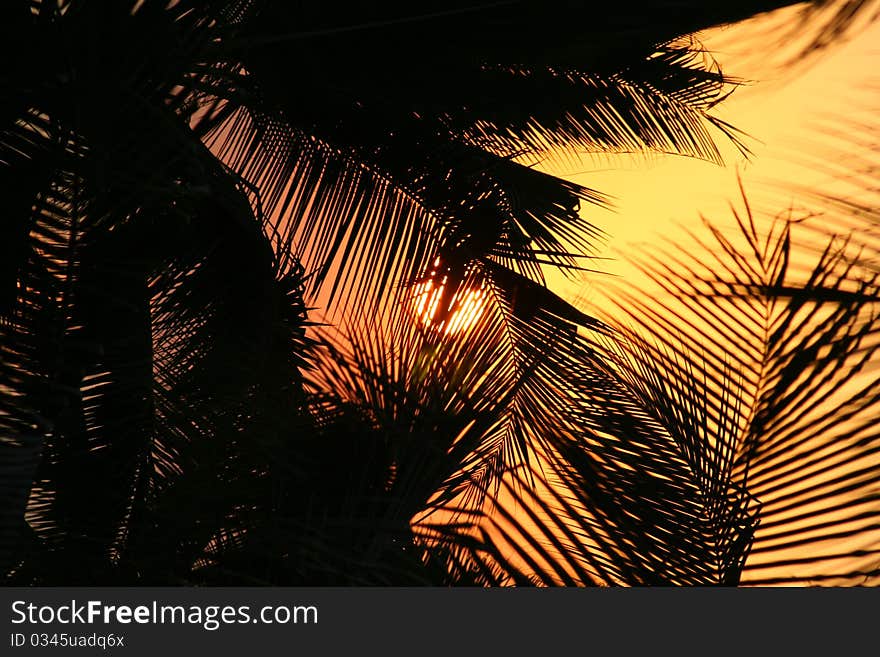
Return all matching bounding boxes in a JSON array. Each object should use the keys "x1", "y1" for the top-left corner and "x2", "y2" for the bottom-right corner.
[{"x1": 412, "y1": 277, "x2": 487, "y2": 335}]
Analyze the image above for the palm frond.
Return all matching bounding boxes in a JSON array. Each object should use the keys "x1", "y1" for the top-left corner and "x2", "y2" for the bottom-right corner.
[
  {"x1": 2, "y1": 0, "x2": 315, "y2": 584},
  {"x1": 602, "y1": 189, "x2": 880, "y2": 585},
  {"x1": 6, "y1": 0, "x2": 874, "y2": 586},
  {"x1": 308, "y1": 250, "x2": 766, "y2": 585}
]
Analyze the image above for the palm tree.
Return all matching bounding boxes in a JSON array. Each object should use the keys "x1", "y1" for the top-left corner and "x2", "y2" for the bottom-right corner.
[{"x1": 2, "y1": 0, "x2": 876, "y2": 585}]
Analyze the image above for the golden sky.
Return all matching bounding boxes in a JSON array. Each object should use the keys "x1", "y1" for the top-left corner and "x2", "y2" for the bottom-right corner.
[
  {"x1": 537, "y1": 2, "x2": 880, "y2": 585},
  {"x1": 546, "y1": 2, "x2": 880, "y2": 307}
]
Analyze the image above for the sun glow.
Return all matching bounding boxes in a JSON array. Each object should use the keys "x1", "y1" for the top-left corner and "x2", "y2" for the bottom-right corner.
[{"x1": 412, "y1": 276, "x2": 487, "y2": 335}]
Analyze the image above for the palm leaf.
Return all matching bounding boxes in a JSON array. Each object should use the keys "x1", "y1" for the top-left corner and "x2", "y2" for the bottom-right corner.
[{"x1": 602, "y1": 187, "x2": 880, "y2": 584}]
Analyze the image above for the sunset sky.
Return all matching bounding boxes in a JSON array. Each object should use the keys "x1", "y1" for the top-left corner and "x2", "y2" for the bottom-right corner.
[
  {"x1": 544, "y1": 1, "x2": 880, "y2": 312},
  {"x1": 513, "y1": 1, "x2": 880, "y2": 585},
  {"x1": 12, "y1": 0, "x2": 880, "y2": 593},
  {"x1": 295, "y1": 1, "x2": 880, "y2": 585}
]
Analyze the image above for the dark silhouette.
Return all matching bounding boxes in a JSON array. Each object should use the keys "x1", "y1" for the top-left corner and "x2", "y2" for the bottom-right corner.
[{"x1": 1, "y1": 0, "x2": 877, "y2": 585}]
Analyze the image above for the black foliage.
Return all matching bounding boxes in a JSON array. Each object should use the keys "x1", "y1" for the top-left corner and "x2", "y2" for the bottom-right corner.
[{"x1": 2, "y1": 0, "x2": 876, "y2": 586}]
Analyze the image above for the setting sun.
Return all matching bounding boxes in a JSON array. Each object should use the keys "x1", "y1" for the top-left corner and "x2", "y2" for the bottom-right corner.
[{"x1": 412, "y1": 275, "x2": 487, "y2": 335}]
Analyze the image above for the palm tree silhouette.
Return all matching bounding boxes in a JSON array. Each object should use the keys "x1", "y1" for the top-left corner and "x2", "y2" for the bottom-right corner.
[{"x1": 2, "y1": 0, "x2": 877, "y2": 585}]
